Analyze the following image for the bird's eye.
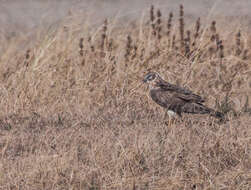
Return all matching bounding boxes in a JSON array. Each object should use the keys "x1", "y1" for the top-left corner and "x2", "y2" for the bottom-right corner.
[{"x1": 147, "y1": 74, "x2": 155, "y2": 80}]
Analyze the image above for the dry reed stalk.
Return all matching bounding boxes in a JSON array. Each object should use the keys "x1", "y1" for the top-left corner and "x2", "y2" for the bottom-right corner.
[
  {"x1": 215, "y1": 33, "x2": 220, "y2": 50},
  {"x1": 91, "y1": 45, "x2": 95, "y2": 52},
  {"x1": 79, "y1": 38, "x2": 84, "y2": 56},
  {"x1": 167, "y1": 12, "x2": 173, "y2": 37},
  {"x1": 167, "y1": 12, "x2": 173, "y2": 48},
  {"x1": 125, "y1": 34, "x2": 132, "y2": 61},
  {"x1": 131, "y1": 45, "x2": 138, "y2": 60},
  {"x1": 79, "y1": 38, "x2": 86, "y2": 66},
  {"x1": 192, "y1": 17, "x2": 200, "y2": 46},
  {"x1": 208, "y1": 23, "x2": 218, "y2": 58},
  {"x1": 88, "y1": 36, "x2": 95, "y2": 52},
  {"x1": 215, "y1": 33, "x2": 224, "y2": 58},
  {"x1": 235, "y1": 30, "x2": 242, "y2": 56},
  {"x1": 185, "y1": 30, "x2": 191, "y2": 57},
  {"x1": 140, "y1": 47, "x2": 145, "y2": 60},
  {"x1": 218, "y1": 39, "x2": 224, "y2": 59},
  {"x1": 172, "y1": 34, "x2": 177, "y2": 50},
  {"x1": 25, "y1": 49, "x2": 31, "y2": 67},
  {"x1": 108, "y1": 38, "x2": 113, "y2": 52},
  {"x1": 101, "y1": 19, "x2": 108, "y2": 50},
  {"x1": 156, "y1": 9, "x2": 162, "y2": 40},
  {"x1": 150, "y1": 5, "x2": 156, "y2": 36},
  {"x1": 179, "y1": 4, "x2": 185, "y2": 51},
  {"x1": 210, "y1": 21, "x2": 217, "y2": 42}
]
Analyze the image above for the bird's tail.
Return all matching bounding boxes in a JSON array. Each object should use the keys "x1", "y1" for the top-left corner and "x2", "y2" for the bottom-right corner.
[{"x1": 182, "y1": 103, "x2": 224, "y2": 119}]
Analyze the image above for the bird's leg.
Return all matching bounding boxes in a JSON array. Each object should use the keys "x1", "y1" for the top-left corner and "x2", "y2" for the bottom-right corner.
[
  {"x1": 172, "y1": 117, "x2": 176, "y2": 125},
  {"x1": 168, "y1": 117, "x2": 172, "y2": 127},
  {"x1": 167, "y1": 110, "x2": 176, "y2": 127},
  {"x1": 169, "y1": 117, "x2": 177, "y2": 126},
  {"x1": 164, "y1": 111, "x2": 168, "y2": 120}
]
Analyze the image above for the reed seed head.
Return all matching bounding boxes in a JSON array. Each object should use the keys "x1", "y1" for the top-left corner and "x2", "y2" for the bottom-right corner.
[
  {"x1": 150, "y1": 5, "x2": 156, "y2": 36},
  {"x1": 179, "y1": 4, "x2": 185, "y2": 49},
  {"x1": 79, "y1": 38, "x2": 84, "y2": 56},
  {"x1": 167, "y1": 12, "x2": 173, "y2": 37},
  {"x1": 101, "y1": 19, "x2": 108, "y2": 50},
  {"x1": 235, "y1": 30, "x2": 242, "y2": 56},
  {"x1": 125, "y1": 35, "x2": 132, "y2": 60},
  {"x1": 157, "y1": 9, "x2": 162, "y2": 40},
  {"x1": 25, "y1": 49, "x2": 30, "y2": 60}
]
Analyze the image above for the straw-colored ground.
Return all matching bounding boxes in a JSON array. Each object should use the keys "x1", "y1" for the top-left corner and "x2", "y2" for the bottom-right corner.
[{"x1": 0, "y1": 5, "x2": 250, "y2": 190}]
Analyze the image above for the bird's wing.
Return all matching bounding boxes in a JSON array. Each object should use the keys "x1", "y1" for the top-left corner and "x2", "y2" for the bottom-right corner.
[
  {"x1": 158, "y1": 81, "x2": 205, "y2": 103},
  {"x1": 150, "y1": 88, "x2": 186, "y2": 115}
]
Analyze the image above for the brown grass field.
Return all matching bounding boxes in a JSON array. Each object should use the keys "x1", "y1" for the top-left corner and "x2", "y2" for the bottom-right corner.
[{"x1": 0, "y1": 4, "x2": 250, "y2": 190}]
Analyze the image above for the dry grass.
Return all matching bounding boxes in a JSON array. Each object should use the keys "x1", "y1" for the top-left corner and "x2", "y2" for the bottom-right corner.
[{"x1": 0, "y1": 4, "x2": 250, "y2": 190}]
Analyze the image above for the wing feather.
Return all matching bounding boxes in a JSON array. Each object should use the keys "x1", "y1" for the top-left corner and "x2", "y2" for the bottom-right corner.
[
  {"x1": 150, "y1": 88, "x2": 185, "y2": 116},
  {"x1": 157, "y1": 81, "x2": 205, "y2": 103}
]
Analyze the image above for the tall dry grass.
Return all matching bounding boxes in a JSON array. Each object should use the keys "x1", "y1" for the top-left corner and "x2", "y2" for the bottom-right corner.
[{"x1": 0, "y1": 4, "x2": 250, "y2": 190}]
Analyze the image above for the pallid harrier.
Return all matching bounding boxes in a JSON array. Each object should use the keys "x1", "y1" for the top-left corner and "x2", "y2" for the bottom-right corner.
[{"x1": 143, "y1": 72, "x2": 224, "y2": 125}]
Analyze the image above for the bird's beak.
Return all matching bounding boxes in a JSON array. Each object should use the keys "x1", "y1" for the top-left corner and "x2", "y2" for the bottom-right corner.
[{"x1": 143, "y1": 78, "x2": 147, "y2": 83}]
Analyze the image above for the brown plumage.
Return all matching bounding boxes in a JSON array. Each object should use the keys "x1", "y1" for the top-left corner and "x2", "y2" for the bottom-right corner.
[{"x1": 143, "y1": 72, "x2": 224, "y2": 118}]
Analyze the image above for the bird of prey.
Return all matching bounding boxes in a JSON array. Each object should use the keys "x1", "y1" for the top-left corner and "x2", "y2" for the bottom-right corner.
[{"x1": 143, "y1": 72, "x2": 224, "y2": 125}]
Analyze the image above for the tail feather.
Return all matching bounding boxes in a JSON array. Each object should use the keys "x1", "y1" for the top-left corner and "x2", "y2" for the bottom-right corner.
[{"x1": 182, "y1": 103, "x2": 224, "y2": 119}]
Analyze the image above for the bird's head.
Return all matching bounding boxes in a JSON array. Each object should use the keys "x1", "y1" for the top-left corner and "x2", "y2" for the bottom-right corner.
[{"x1": 143, "y1": 72, "x2": 163, "y2": 88}]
